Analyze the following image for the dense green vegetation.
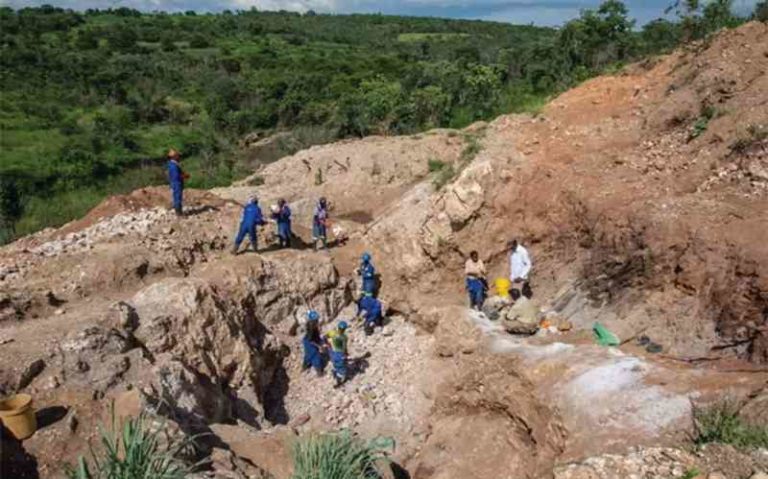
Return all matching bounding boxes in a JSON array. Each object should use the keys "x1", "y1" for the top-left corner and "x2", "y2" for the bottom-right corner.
[{"x1": 0, "y1": 1, "x2": 759, "y2": 242}]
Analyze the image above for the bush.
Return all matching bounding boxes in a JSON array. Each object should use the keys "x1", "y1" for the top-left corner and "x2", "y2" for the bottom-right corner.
[
  {"x1": 432, "y1": 163, "x2": 455, "y2": 189},
  {"x1": 427, "y1": 158, "x2": 446, "y2": 172},
  {"x1": 693, "y1": 399, "x2": 768, "y2": 449},
  {"x1": 291, "y1": 431, "x2": 392, "y2": 479},
  {"x1": 189, "y1": 34, "x2": 211, "y2": 49},
  {"x1": 66, "y1": 410, "x2": 193, "y2": 479}
]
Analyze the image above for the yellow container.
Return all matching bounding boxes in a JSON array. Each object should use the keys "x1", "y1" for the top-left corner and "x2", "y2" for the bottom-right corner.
[
  {"x1": 0, "y1": 394, "x2": 37, "y2": 440},
  {"x1": 494, "y1": 277, "x2": 511, "y2": 298}
]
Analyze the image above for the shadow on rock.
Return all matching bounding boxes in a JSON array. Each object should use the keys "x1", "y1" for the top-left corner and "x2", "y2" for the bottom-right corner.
[
  {"x1": 263, "y1": 366, "x2": 290, "y2": 425},
  {"x1": 36, "y1": 406, "x2": 68, "y2": 430}
]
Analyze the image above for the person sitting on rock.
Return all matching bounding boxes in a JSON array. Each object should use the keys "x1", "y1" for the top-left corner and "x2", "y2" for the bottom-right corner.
[
  {"x1": 358, "y1": 295, "x2": 383, "y2": 336},
  {"x1": 272, "y1": 199, "x2": 292, "y2": 248},
  {"x1": 502, "y1": 289, "x2": 539, "y2": 335},
  {"x1": 465, "y1": 250, "x2": 488, "y2": 310},
  {"x1": 302, "y1": 310, "x2": 325, "y2": 376},
  {"x1": 356, "y1": 252, "x2": 377, "y2": 297},
  {"x1": 312, "y1": 197, "x2": 329, "y2": 251},
  {"x1": 508, "y1": 238, "x2": 533, "y2": 298},
  {"x1": 232, "y1": 196, "x2": 267, "y2": 255},
  {"x1": 325, "y1": 321, "x2": 349, "y2": 387}
]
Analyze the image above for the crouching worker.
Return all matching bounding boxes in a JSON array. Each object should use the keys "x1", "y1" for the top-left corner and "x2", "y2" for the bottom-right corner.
[
  {"x1": 232, "y1": 196, "x2": 266, "y2": 254},
  {"x1": 465, "y1": 250, "x2": 488, "y2": 310},
  {"x1": 302, "y1": 310, "x2": 325, "y2": 376},
  {"x1": 502, "y1": 289, "x2": 539, "y2": 335},
  {"x1": 325, "y1": 321, "x2": 349, "y2": 387},
  {"x1": 358, "y1": 295, "x2": 383, "y2": 336}
]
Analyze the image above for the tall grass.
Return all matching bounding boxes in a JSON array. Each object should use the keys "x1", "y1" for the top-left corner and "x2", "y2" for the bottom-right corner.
[
  {"x1": 693, "y1": 399, "x2": 768, "y2": 449},
  {"x1": 66, "y1": 410, "x2": 194, "y2": 479},
  {"x1": 291, "y1": 431, "x2": 392, "y2": 479}
]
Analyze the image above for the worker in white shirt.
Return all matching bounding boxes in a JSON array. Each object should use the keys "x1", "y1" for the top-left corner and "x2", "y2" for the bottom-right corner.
[{"x1": 508, "y1": 238, "x2": 533, "y2": 299}]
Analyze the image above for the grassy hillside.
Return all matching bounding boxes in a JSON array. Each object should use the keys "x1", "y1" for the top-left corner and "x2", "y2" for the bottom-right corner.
[{"x1": 0, "y1": 2, "x2": 756, "y2": 241}]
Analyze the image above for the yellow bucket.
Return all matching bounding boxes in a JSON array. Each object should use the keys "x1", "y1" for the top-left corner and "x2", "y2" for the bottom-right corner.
[
  {"x1": 0, "y1": 394, "x2": 37, "y2": 440},
  {"x1": 494, "y1": 277, "x2": 511, "y2": 298}
]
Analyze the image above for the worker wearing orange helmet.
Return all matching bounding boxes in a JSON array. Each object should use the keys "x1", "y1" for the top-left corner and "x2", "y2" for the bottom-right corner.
[{"x1": 167, "y1": 149, "x2": 189, "y2": 216}]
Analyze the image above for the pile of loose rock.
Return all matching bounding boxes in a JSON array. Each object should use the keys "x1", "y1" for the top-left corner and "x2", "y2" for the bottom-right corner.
[
  {"x1": 554, "y1": 446, "x2": 768, "y2": 479},
  {"x1": 29, "y1": 208, "x2": 173, "y2": 258},
  {"x1": 281, "y1": 315, "x2": 432, "y2": 432}
]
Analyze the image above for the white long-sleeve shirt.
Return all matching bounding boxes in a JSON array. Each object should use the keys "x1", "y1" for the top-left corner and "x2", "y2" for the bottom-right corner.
[{"x1": 509, "y1": 245, "x2": 532, "y2": 281}]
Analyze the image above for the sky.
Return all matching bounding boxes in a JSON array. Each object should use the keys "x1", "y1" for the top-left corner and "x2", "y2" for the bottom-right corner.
[{"x1": 0, "y1": 0, "x2": 760, "y2": 26}]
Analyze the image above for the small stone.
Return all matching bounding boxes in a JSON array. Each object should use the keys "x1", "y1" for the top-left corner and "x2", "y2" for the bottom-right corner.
[
  {"x1": 67, "y1": 412, "x2": 79, "y2": 433},
  {"x1": 47, "y1": 376, "x2": 60, "y2": 389},
  {"x1": 55, "y1": 308, "x2": 65, "y2": 316}
]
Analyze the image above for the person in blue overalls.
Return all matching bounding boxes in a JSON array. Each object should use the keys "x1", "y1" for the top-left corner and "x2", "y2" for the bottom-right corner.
[
  {"x1": 358, "y1": 294, "x2": 383, "y2": 336},
  {"x1": 312, "y1": 197, "x2": 329, "y2": 251},
  {"x1": 167, "y1": 149, "x2": 188, "y2": 216},
  {"x1": 272, "y1": 199, "x2": 292, "y2": 248},
  {"x1": 302, "y1": 310, "x2": 325, "y2": 377},
  {"x1": 232, "y1": 196, "x2": 267, "y2": 254},
  {"x1": 357, "y1": 252, "x2": 377, "y2": 297}
]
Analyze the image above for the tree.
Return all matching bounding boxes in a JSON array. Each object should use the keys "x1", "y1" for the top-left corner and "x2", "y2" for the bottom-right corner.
[
  {"x1": 702, "y1": 0, "x2": 736, "y2": 32},
  {"x1": 189, "y1": 33, "x2": 210, "y2": 48},
  {"x1": 641, "y1": 19, "x2": 680, "y2": 53},
  {"x1": 755, "y1": 1, "x2": 768, "y2": 21},
  {"x1": 0, "y1": 177, "x2": 23, "y2": 243},
  {"x1": 411, "y1": 86, "x2": 451, "y2": 129}
]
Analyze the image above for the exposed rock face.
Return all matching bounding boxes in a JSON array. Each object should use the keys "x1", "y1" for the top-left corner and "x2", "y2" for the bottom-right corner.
[
  {"x1": 409, "y1": 354, "x2": 566, "y2": 479},
  {"x1": 128, "y1": 254, "x2": 352, "y2": 432}
]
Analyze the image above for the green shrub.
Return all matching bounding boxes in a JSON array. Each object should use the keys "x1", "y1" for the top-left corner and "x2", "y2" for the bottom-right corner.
[
  {"x1": 689, "y1": 106, "x2": 719, "y2": 140},
  {"x1": 291, "y1": 431, "x2": 392, "y2": 479},
  {"x1": 427, "y1": 158, "x2": 446, "y2": 172},
  {"x1": 460, "y1": 134, "x2": 483, "y2": 163},
  {"x1": 681, "y1": 468, "x2": 701, "y2": 479},
  {"x1": 693, "y1": 399, "x2": 768, "y2": 449},
  {"x1": 432, "y1": 164, "x2": 455, "y2": 189},
  {"x1": 66, "y1": 410, "x2": 194, "y2": 479}
]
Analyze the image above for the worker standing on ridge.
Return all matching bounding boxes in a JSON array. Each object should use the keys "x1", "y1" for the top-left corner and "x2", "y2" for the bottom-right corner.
[
  {"x1": 358, "y1": 294, "x2": 383, "y2": 336},
  {"x1": 167, "y1": 149, "x2": 188, "y2": 216},
  {"x1": 356, "y1": 252, "x2": 377, "y2": 297},
  {"x1": 508, "y1": 238, "x2": 533, "y2": 298},
  {"x1": 465, "y1": 250, "x2": 488, "y2": 310},
  {"x1": 272, "y1": 198, "x2": 292, "y2": 248},
  {"x1": 302, "y1": 310, "x2": 325, "y2": 376},
  {"x1": 232, "y1": 196, "x2": 267, "y2": 255},
  {"x1": 312, "y1": 197, "x2": 329, "y2": 251},
  {"x1": 325, "y1": 321, "x2": 349, "y2": 387}
]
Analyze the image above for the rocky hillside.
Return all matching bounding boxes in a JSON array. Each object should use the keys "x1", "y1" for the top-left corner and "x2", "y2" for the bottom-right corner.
[{"x1": 1, "y1": 22, "x2": 767, "y2": 479}]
